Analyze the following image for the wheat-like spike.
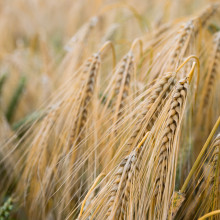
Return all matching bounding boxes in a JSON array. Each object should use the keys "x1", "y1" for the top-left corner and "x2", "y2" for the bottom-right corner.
[
  {"x1": 105, "y1": 153, "x2": 135, "y2": 218},
  {"x1": 203, "y1": 32, "x2": 220, "y2": 106},
  {"x1": 68, "y1": 53, "x2": 100, "y2": 148},
  {"x1": 108, "y1": 52, "x2": 134, "y2": 158},
  {"x1": 150, "y1": 21, "x2": 195, "y2": 82},
  {"x1": 65, "y1": 16, "x2": 99, "y2": 53},
  {"x1": 105, "y1": 132, "x2": 150, "y2": 219},
  {"x1": 199, "y1": 32, "x2": 220, "y2": 127},
  {"x1": 66, "y1": 58, "x2": 93, "y2": 149},
  {"x1": 113, "y1": 52, "x2": 134, "y2": 125},
  {"x1": 117, "y1": 148, "x2": 142, "y2": 220},
  {"x1": 113, "y1": 55, "x2": 129, "y2": 102},
  {"x1": 106, "y1": 147, "x2": 140, "y2": 219},
  {"x1": 168, "y1": 21, "x2": 195, "y2": 70},
  {"x1": 79, "y1": 132, "x2": 149, "y2": 220},
  {"x1": 154, "y1": 77, "x2": 188, "y2": 210},
  {"x1": 77, "y1": 53, "x2": 100, "y2": 138},
  {"x1": 197, "y1": 4, "x2": 220, "y2": 28},
  {"x1": 63, "y1": 53, "x2": 100, "y2": 209},
  {"x1": 184, "y1": 4, "x2": 220, "y2": 41},
  {"x1": 146, "y1": 76, "x2": 177, "y2": 131},
  {"x1": 126, "y1": 72, "x2": 177, "y2": 151}
]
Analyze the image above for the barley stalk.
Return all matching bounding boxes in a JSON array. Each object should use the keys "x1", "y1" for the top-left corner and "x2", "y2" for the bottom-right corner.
[{"x1": 153, "y1": 77, "x2": 188, "y2": 216}]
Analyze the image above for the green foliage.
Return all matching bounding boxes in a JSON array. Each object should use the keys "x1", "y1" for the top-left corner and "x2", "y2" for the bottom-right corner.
[
  {"x1": 6, "y1": 76, "x2": 26, "y2": 123},
  {"x1": 0, "y1": 198, "x2": 13, "y2": 220}
]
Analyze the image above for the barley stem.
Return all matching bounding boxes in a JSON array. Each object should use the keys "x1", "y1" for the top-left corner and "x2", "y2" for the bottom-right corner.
[{"x1": 198, "y1": 210, "x2": 220, "y2": 220}]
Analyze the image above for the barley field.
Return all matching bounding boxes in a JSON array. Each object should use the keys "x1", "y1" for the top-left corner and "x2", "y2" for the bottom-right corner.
[{"x1": 0, "y1": 0, "x2": 220, "y2": 219}]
